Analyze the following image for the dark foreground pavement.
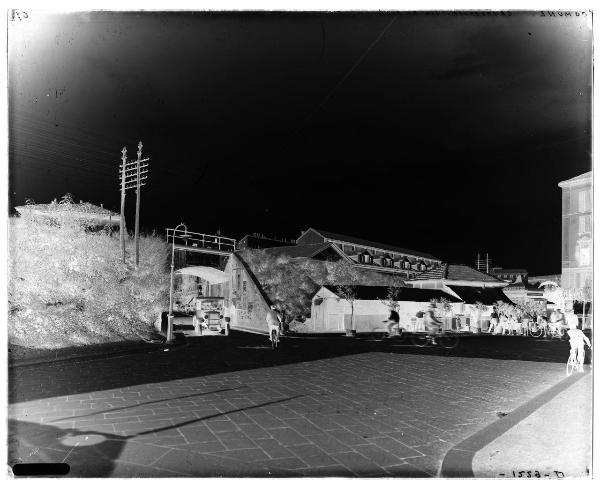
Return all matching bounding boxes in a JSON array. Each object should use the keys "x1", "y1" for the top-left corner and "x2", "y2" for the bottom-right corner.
[{"x1": 8, "y1": 332, "x2": 591, "y2": 477}]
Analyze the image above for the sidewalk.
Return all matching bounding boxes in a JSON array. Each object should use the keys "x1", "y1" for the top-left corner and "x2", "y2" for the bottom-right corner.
[
  {"x1": 8, "y1": 334, "x2": 186, "y2": 369},
  {"x1": 471, "y1": 371, "x2": 592, "y2": 478}
]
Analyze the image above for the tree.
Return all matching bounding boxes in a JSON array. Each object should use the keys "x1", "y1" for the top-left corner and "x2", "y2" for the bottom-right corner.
[
  {"x1": 335, "y1": 284, "x2": 358, "y2": 337},
  {"x1": 495, "y1": 301, "x2": 514, "y2": 318},
  {"x1": 333, "y1": 261, "x2": 361, "y2": 336},
  {"x1": 516, "y1": 300, "x2": 546, "y2": 319},
  {"x1": 239, "y1": 249, "x2": 405, "y2": 330},
  {"x1": 380, "y1": 284, "x2": 403, "y2": 313}
]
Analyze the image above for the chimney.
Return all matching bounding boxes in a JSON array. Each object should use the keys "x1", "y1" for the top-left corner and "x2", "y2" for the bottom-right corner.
[{"x1": 100, "y1": 203, "x2": 103, "y2": 208}]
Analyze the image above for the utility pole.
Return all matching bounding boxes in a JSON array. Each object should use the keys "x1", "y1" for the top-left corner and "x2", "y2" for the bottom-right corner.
[
  {"x1": 134, "y1": 142, "x2": 143, "y2": 268},
  {"x1": 118, "y1": 142, "x2": 149, "y2": 266},
  {"x1": 120, "y1": 147, "x2": 127, "y2": 264}
]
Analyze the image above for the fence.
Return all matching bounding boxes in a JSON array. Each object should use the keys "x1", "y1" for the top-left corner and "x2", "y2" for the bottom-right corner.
[{"x1": 166, "y1": 228, "x2": 236, "y2": 253}]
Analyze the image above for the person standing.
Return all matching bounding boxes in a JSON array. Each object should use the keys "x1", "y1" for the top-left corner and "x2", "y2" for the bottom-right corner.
[
  {"x1": 488, "y1": 307, "x2": 499, "y2": 334},
  {"x1": 415, "y1": 309, "x2": 425, "y2": 332},
  {"x1": 566, "y1": 314, "x2": 591, "y2": 372},
  {"x1": 266, "y1": 305, "x2": 282, "y2": 342}
]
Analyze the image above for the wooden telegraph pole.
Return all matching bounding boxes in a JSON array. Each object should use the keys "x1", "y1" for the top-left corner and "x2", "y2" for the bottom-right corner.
[
  {"x1": 134, "y1": 142, "x2": 143, "y2": 267},
  {"x1": 118, "y1": 142, "x2": 149, "y2": 266},
  {"x1": 120, "y1": 147, "x2": 127, "y2": 263}
]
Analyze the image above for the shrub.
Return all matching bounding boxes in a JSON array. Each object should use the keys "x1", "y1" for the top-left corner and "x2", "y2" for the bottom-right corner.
[{"x1": 8, "y1": 208, "x2": 170, "y2": 349}]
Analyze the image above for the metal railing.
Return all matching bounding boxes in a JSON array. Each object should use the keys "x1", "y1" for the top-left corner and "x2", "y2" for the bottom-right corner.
[{"x1": 166, "y1": 228, "x2": 236, "y2": 252}]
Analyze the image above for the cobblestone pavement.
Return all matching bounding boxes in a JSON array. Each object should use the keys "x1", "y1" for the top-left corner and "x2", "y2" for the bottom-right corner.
[{"x1": 8, "y1": 335, "x2": 576, "y2": 477}]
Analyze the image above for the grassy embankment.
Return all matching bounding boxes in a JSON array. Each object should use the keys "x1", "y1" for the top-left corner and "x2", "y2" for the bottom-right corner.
[{"x1": 8, "y1": 206, "x2": 170, "y2": 359}]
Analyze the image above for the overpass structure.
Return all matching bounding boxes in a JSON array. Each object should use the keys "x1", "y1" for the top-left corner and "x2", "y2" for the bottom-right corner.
[{"x1": 166, "y1": 228, "x2": 236, "y2": 257}]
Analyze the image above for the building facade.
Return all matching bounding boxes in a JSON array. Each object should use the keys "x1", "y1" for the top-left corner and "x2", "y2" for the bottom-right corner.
[{"x1": 558, "y1": 172, "x2": 592, "y2": 291}]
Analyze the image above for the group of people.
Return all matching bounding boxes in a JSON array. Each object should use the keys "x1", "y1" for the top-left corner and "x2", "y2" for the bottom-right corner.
[{"x1": 487, "y1": 307, "x2": 577, "y2": 337}]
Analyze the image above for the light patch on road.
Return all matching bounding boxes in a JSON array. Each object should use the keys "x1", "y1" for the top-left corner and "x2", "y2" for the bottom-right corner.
[{"x1": 61, "y1": 433, "x2": 106, "y2": 447}]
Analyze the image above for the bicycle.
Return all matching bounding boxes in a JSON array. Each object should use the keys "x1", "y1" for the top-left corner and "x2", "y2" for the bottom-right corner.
[
  {"x1": 529, "y1": 320, "x2": 547, "y2": 338},
  {"x1": 549, "y1": 325, "x2": 567, "y2": 340},
  {"x1": 409, "y1": 330, "x2": 460, "y2": 349}
]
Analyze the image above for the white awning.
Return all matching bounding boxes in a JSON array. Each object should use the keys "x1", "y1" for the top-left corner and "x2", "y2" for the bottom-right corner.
[
  {"x1": 538, "y1": 280, "x2": 559, "y2": 288},
  {"x1": 176, "y1": 266, "x2": 228, "y2": 284}
]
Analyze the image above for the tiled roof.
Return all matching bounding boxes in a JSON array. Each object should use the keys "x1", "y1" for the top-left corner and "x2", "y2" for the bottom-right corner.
[
  {"x1": 260, "y1": 243, "x2": 335, "y2": 259},
  {"x1": 446, "y1": 285, "x2": 514, "y2": 305},
  {"x1": 311, "y1": 228, "x2": 440, "y2": 261},
  {"x1": 322, "y1": 285, "x2": 461, "y2": 302},
  {"x1": 413, "y1": 264, "x2": 502, "y2": 283}
]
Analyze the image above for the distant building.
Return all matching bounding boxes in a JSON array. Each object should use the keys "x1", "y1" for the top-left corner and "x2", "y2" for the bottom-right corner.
[
  {"x1": 502, "y1": 275, "x2": 546, "y2": 305},
  {"x1": 489, "y1": 267, "x2": 528, "y2": 283},
  {"x1": 237, "y1": 234, "x2": 295, "y2": 250},
  {"x1": 295, "y1": 228, "x2": 442, "y2": 277},
  {"x1": 558, "y1": 171, "x2": 592, "y2": 291},
  {"x1": 14, "y1": 199, "x2": 120, "y2": 228}
]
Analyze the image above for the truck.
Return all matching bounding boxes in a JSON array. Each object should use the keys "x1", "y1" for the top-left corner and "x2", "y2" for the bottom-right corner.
[{"x1": 194, "y1": 297, "x2": 226, "y2": 332}]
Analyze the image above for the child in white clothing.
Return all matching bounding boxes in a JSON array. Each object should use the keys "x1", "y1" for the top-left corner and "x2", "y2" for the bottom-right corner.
[{"x1": 567, "y1": 318, "x2": 591, "y2": 372}]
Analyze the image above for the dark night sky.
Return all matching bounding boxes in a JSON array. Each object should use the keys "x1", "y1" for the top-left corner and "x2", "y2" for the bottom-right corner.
[{"x1": 8, "y1": 11, "x2": 592, "y2": 275}]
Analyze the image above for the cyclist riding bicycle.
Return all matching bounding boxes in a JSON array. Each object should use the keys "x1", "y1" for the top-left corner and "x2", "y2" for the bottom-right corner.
[
  {"x1": 424, "y1": 305, "x2": 444, "y2": 345},
  {"x1": 266, "y1": 305, "x2": 282, "y2": 342}
]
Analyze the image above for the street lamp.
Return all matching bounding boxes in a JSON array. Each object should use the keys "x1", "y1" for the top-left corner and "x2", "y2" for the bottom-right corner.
[{"x1": 168, "y1": 222, "x2": 190, "y2": 343}]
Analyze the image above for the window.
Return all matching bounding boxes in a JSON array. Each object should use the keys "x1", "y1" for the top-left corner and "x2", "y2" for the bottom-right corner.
[
  {"x1": 242, "y1": 280, "x2": 247, "y2": 292},
  {"x1": 236, "y1": 273, "x2": 241, "y2": 291},
  {"x1": 576, "y1": 238, "x2": 591, "y2": 267},
  {"x1": 579, "y1": 215, "x2": 592, "y2": 235},
  {"x1": 578, "y1": 190, "x2": 590, "y2": 212}
]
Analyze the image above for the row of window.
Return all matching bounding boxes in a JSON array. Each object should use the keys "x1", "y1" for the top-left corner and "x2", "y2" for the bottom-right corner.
[
  {"x1": 337, "y1": 242, "x2": 435, "y2": 266},
  {"x1": 357, "y1": 252, "x2": 429, "y2": 270}
]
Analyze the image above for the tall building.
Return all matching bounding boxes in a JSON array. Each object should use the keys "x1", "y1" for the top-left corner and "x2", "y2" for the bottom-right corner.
[{"x1": 558, "y1": 171, "x2": 592, "y2": 291}]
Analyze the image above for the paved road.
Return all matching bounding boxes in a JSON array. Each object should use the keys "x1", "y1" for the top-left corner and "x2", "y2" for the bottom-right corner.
[{"x1": 8, "y1": 332, "x2": 588, "y2": 477}]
